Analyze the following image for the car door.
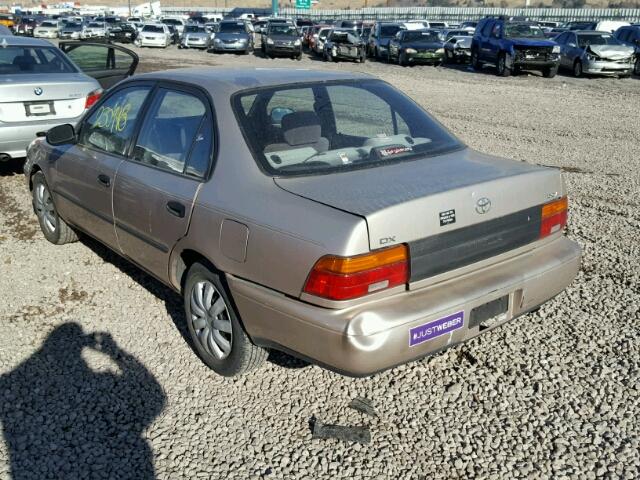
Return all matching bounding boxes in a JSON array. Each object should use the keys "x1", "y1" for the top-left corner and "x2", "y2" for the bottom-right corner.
[
  {"x1": 112, "y1": 84, "x2": 214, "y2": 282},
  {"x1": 53, "y1": 84, "x2": 152, "y2": 249},
  {"x1": 554, "y1": 32, "x2": 569, "y2": 68},
  {"x1": 478, "y1": 20, "x2": 494, "y2": 61},
  {"x1": 564, "y1": 33, "x2": 579, "y2": 66},
  {"x1": 487, "y1": 22, "x2": 502, "y2": 63},
  {"x1": 58, "y1": 42, "x2": 139, "y2": 89}
]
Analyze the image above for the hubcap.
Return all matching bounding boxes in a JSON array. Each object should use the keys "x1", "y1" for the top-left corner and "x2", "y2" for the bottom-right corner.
[
  {"x1": 35, "y1": 183, "x2": 57, "y2": 233},
  {"x1": 190, "y1": 281, "x2": 233, "y2": 360}
]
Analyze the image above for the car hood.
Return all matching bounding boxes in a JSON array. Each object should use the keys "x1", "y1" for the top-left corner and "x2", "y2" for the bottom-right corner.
[
  {"x1": 186, "y1": 32, "x2": 208, "y2": 38},
  {"x1": 509, "y1": 37, "x2": 556, "y2": 47},
  {"x1": 216, "y1": 32, "x2": 248, "y2": 41},
  {"x1": 587, "y1": 44, "x2": 634, "y2": 59},
  {"x1": 402, "y1": 41, "x2": 443, "y2": 50},
  {"x1": 274, "y1": 148, "x2": 561, "y2": 250}
]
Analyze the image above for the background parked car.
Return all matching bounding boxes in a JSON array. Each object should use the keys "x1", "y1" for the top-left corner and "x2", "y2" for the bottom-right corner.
[
  {"x1": 59, "y1": 22, "x2": 83, "y2": 40},
  {"x1": 555, "y1": 30, "x2": 634, "y2": 78},
  {"x1": 82, "y1": 21, "x2": 107, "y2": 40},
  {"x1": 34, "y1": 20, "x2": 59, "y2": 39},
  {"x1": 136, "y1": 24, "x2": 171, "y2": 48},
  {"x1": 444, "y1": 35, "x2": 472, "y2": 63},
  {"x1": 613, "y1": 25, "x2": 640, "y2": 75},
  {"x1": 471, "y1": 18, "x2": 560, "y2": 77},
  {"x1": 180, "y1": 24, "x2": 210, "y2": 49},
  {"x1": 263, "y1": 23, "x2": 301, "y2": 59},
  {"x1": 0, "y1": 36, "x2": 137, "y2": 161},
  {"x1": 210, "y1": 20, "x2": 253, "y2": 54},
  {"x1": 368, "y1": 22, "x2": 404, "y2": 59},
  {"x1": 0, "y1": 13, "x2": 15, "y2": 30},
  {"x1": 108, "y1": 23, "x2": 138, "y2": 43},
  {"x1": 14, "y1": 16, "x2": 37, "y2": 36},
  {"x1": 161, "y1": 17, "x2": 185, "y2": 35},
  {"x1": 323, "y1": 28, "x2": 366, "y2": 63},
  {"x1": 388, "y1": 29, "x2": 444, "y2": 66}
]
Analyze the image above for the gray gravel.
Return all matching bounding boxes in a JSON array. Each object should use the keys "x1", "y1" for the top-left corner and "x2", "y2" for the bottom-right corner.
[{"x1": 0, "y1": 44, "x2": 639, "y2": 480}]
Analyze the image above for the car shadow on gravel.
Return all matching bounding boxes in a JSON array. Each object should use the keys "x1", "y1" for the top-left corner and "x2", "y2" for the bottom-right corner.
[
  {"x1": 0, "y1": 158, "x2": 24, "y2": 177},
  {"x1": 77, "y1": 235, "x2": 309, "y2": 371},
  {"x1": 0, "y1": 323, "x2": 166, "y2": 479}
]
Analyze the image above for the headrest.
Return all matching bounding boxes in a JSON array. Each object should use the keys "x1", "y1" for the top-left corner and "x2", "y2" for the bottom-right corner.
[{"x1": 282, "y1": 111, "x2": 322, "y2": 146}]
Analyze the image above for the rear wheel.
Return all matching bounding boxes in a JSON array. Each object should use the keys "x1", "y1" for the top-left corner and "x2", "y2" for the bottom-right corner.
[
  {"x1": 573, "y1": 60, "x2": 583, "y2": 78},
  {"x1": 32, "y1": 172, "x2": 77, "y2": 245},
  {"x1": 634, "y1": 58, "x2": 640, "y2": 76},
  {"x1": 184, "y1": 263, "x2": 267, "y2": 377},
  {"x1": 497, "y1": 53, "x2": 511, "y2": 77},
  {"x1": 398, "y1": 51, "x2": 406, "y2": 66},
  {"x1": 444, "y1": 49, "x2": 453, "y2": 63}
]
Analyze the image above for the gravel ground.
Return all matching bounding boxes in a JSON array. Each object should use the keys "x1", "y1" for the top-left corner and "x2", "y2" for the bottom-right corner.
[{"x1": 0, "y1": 44, "x2": 639, "y2": 480}]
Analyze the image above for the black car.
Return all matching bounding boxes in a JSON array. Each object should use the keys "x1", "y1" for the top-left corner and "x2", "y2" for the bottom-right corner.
[
  {"x1": 614, "y1": 25, "x2": 640, "y2": 75},
  {"x1": 262, "y1": 23, "x2": 302, "y2": 59},
  {"x1": 323, "y1": 29, "x2": 366, "y2": 63},
  {"x1": 108, "y1": 23, "x2": 137, "y2": 43},
  {"x1": 367, "y1": 22, "x2": 404, "y2": 59},
  {"x1": 166, "y1": 24, "x2": 180, "y2": 44},
  {"x1": 388, "y1": 29, "x2": 445, "y2": 66}
]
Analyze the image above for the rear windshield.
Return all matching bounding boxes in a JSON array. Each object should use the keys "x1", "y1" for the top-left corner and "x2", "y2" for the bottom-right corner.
[
  {"x1": 40, "y1": 21, "x2": 57, "y2": 27},
  {"x1": 162, "y1": 19, "x2": 182, "y2": 25},
  {"x1": 0, "y1": 46, "x2": 77, "y2": 74},
  {"x1": 577, "y1": 33, "x2": 620, "y2": 47},
  {"x1": 233, "y1": 80, "x2": 463, "y2": 176},
  {"x1": 142, "y1": 25, "x2": 164, "y2": 32},
  {"x1": 88, "y1": 22, "x2": 104, "y2": 28},
  {"x1": 219, "y1": 22, "x2": 245, "y2": 33},
  {"x1": 380, "y1": 25, "x2": 402, "y2": 37},
  {"x1": 185, "y1": 25, "x2": 205, "y2": 32}
]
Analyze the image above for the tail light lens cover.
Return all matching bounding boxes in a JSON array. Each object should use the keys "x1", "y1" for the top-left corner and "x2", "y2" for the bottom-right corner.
[
  {"x1": 85, "y1": 89, "x2": 103, "y2": 109},
  {"x1": 303, "y1": 244, "x2": 409, "y2": 301},
  {"x1": 540, "y1": 196, "x2": 568, "y2": 238}
]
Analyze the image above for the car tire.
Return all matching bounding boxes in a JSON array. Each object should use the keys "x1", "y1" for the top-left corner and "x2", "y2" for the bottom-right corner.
[
  {"x1": 359, "y1": 52, "x2": 366, "y2": 63},
  {"x1": 32, "y1": 172, "x2": 77, "y2": 245},
  {"x1": 444, "y1": 49, "x2": 452, "y2": 63},
  {"x1": 573, "y1": 60, "x2": 583, "y2": 78},
  {"x1": 634, "y1": 58, "x2": 640, "y2": 76},
  {"x1": 183, "y1": 262, "x2": 267, "y2": 377},
  {"x1": 497, "y1": 52, "x2": 511, "y2": 77},
  {"x1": 471, "y1": 49, "x2": 481, "y2": 70},
  {"x1": 398, "y1": 51, "x2": 406, "y2": 67},
  {"x1": 543, "y1": 65, "x2": 558, "y2": 78}
]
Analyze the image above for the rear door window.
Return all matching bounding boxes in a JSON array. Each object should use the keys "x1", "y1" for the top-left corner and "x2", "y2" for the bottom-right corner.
[
  {"x1": 132, "y1": 88, "x2": 209, "y2": 175},
  {"x1": 79, "y1": 86, "x2": 151, "y2": 156}
]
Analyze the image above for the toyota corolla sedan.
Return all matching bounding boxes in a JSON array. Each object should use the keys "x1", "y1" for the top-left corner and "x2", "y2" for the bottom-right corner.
[
  {"x1": 24, "y1": 68, "x2": 581, "y2": 377},
  {"x1": 33, "y1": 20, "x2": 59, "y2": 39},
  {"x1": 136, "y1": 23, "x2": 171, "y2": 48},
  {"x1": 0, "y1": 36, "x2": 137, "y2": 162}
]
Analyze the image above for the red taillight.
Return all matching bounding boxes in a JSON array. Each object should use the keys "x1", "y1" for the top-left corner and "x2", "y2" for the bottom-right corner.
[
  {"x1": 85, "y1": 89, "x2": 102, "y2": 109},
  {"x1": 303, "y1": 245, "x2": 409, "y2": 301},
  {"x1": 540, "y1": 196, "x2": 568, "y2": 238}
]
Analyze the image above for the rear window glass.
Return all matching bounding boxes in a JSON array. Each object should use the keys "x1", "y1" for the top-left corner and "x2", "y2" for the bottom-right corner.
[
  {"x1": 403, "y1": 31, "x2": 439, "y2": 42},
  {"x1": 142, "y1": 25, "x2": 164, "y2": 33},
  {"x1": 269, "y1": 25, "x2": 298, "y2": 36},
  {"x1": 577, "y1": 33, "x2": 620, "y2": 47},
  {"x1": 0, "y1": 46, "x2": 76, "y2": 74},
  {"x1": 380, "y1": 25, "x2": 401, "y2": 37},
  {"x1": 232, "y1": 80, "x2": 463, "y2": 176}
]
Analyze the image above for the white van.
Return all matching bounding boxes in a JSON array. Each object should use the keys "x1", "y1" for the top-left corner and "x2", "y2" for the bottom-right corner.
[{"x1": 594, "y1": 20, "x2": 631, "y2": 33}]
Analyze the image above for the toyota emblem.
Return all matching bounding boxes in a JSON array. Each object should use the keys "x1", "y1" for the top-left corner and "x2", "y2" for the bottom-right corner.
[
  {"x1": 475, "y1": 197, "x2": 492, "y2": 214},
  {"x1": 34, "y1": 87, "x2": 43, "y2": 96}
]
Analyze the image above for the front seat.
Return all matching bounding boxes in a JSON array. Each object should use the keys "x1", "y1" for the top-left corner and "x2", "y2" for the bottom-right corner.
[
  {"x1": 13, "y1": 54, "x2": 36, "y2": 71},
  {"x1": 264, "y1": 111, "x2": 329, "y2": 154}
]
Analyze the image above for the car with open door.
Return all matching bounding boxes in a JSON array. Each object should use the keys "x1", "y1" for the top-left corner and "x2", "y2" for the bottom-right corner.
[
  {"x1": 0, "y1": 36, "x2": 138, "y2": 161},
  {"x1": 24, "y1": 68, "x2": 581, "y2": 378}
]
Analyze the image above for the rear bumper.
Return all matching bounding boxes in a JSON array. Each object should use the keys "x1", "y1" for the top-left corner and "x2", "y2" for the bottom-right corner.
[
  {"x1": 0, "y1": 115, "x2": 84, "y2": 159},
  {"x1": 229, "y1": 236, "x2": 581, "y2": 376}
]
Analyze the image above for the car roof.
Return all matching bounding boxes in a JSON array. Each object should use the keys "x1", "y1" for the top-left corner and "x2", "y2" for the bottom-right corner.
[
  {"x1": 0, "y1": 35, "x2": 53, "y2": 46},
  {"x1": 133, "y1": 67, "x2": 373, "y2": 97}
]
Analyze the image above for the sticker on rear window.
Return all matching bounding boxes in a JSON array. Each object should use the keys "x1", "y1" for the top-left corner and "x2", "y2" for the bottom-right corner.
[
  {"x1": 377, "y1": 145, "x2": 413, "y2": 158},
  {"x1": 409, "y1": 311, "x2": 464, "y2": 347}
]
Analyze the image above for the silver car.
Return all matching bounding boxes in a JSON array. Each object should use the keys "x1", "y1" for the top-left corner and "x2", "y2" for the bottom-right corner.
[
  {"x1": 555, "y1": 30, "x2": 635, "y2": 77},
  {"x1": 33, "y1": 20, "x2": 59, "y2": 39},
  {"x1": 82, "y1": 22, "x2": 107, "y2": 39},
  {"x1": 24, "y1": 68, "x2": 581, "y2": 377},
  {"x1": 180, "y1": 24, "x2": 210, "y2": 49},
  {"x1": 0, "y1": 37, "x2": 138, "y2": 161}
]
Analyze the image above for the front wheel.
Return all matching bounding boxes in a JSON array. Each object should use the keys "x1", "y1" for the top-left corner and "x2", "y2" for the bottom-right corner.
[
  {"x1": 398, "y1": 51, "x2": 406, "y2": 67},
  {"x1": 543, "y1": 65, "x2": 558, "y2": 78},
  {"x1": 184, "y1": 263, "x2": 267, "y2": 377},
  {"x1": 32, "y1": 172, "x2": 77, "y2": 245},
  {"x1": 497, "y1": 53, "x2": 511, "y2": 77},
  {"x1": 573, "y1": 59, "x2": 583, "y2": 78},
  {"x1": 634, "y1": 58, "x2": 640, "y2": 76},
  {"x1": 471, "y1": 49, "x2": 480, "y2": 70}
]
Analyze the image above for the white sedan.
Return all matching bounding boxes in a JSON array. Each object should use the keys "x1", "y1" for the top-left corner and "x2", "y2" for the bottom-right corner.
[
  {"x1": 136, "y1": 24, "x2": 171, "y2": 48},
  {"x1": 33, "y1": 21, "x2": 59, "y2": 39}
]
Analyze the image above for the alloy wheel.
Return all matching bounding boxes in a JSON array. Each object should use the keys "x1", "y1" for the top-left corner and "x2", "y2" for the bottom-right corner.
[
  {"x1": 190, "y1": 280, "x2": 233, "y2": 360},
  {"x1": 34, "y1": 183, "x2": 57, "y2": 234}
]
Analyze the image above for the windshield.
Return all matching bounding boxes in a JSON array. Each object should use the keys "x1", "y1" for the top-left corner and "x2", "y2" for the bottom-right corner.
[
  {"x1": 233, "y1": 80, "x2": 463, "y2": 176},
  {"x1": 403, "y1": 31, "x2": 439, "y2": 42},
  {"x1": 269, "y1": 25, "x2": 298, "y2": 36},
  {"x1": 40, "y1": 21, "x2": 57, "y2": 27},
  {"x1": 185, "y1": 25, "x2": 205, "y2": 32},
  {"x1": 88, "y1": 22, "x2": 104, "y2": 28},
  {"x1": 0, "y1": 46, "x2": 77, "y2": 74},
  {"x1": 578, "y1": 33, "x2": 621, "y2": 47},
  {"x1": 380, "y1": 25, "x2": 402, "y2": 37},
  {"x1": 505, "y1": 23, "x2": 545, "y2": 39},
  {"x1": 162, "y1": 19, "x2": 181, "y2": 26},
  {"x1": 142, "y1": 25, "x2": 164, "y2": 32},
  {"x1": 219, "y1": 22, "x2": 245, "y2": 33}
]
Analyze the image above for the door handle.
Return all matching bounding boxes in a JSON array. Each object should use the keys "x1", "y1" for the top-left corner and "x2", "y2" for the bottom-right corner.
[
  {"x1": 97, "y1": 174, "x2": 111, "y2": 187},
  {"x1": 166, "y1": 201, "x2": 185, "y2": 218}
]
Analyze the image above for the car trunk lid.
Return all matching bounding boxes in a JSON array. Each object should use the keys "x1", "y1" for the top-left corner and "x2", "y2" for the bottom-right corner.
[
  {"x1": 275, "y1": 148, "x2": 563, "y2": 283},
  {"x1": 0, "y1": 74, "x2": 95, "y2": 123}
]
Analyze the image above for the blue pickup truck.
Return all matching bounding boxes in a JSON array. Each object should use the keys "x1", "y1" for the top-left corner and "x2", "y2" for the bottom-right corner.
[{"x1": 471, "y1": 17, "x2": 561, "y2": 77}]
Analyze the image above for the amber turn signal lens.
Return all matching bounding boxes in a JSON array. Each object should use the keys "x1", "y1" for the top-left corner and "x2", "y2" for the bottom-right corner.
[{"x1": 540, "y1": 196, "x2": 568, "y2": 238}]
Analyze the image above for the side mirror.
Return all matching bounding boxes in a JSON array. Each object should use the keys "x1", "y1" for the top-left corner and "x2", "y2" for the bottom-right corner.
[{"x1": 46, "y1": 124, "x2": 76, "y2": 146}]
